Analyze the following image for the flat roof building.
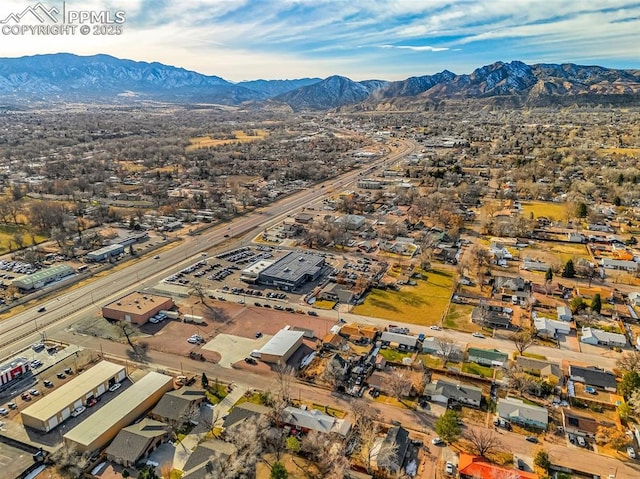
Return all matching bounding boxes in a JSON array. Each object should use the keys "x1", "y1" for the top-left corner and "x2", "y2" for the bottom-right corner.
[
  {"x1": 257, "y1": 252, "x2": 325, "y2": 291},
  {"x1": 21, "y1": 361, "x2": 126, "y2": 432},
  {"x1": 86, "y1": 244, "x2": 125, "y2": 262},
  {"x1": 102, "y1": 291, "x2": 174, "y2": 325},
  {"x1": 240, "y1": 260, "x2": 274, "y2": 284},
  {"x1": 63, "y1": 371, "x2": 173, "y2": 453},
  {"x1": 12, "y1": 264, "x2": 74, "y2": 291},
  {"x1": 258, "y1": 329, "x2": 305, "y2": 365}
]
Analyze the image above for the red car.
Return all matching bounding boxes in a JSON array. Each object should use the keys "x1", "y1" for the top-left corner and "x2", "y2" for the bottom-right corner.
[{"x1": 86, "y1": 397, "x2": 98, "y2": 407}]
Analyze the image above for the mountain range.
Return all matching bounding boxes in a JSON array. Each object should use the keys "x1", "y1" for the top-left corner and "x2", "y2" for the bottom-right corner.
[{"x1": 0, "y1": 53, "x2": 639, "y2": 109}]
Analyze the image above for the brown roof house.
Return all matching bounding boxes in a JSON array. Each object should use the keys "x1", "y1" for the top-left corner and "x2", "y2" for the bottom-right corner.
[
  {"x1": 150, "y1": 387, "x2": 207, "y2": 427},
  {"x1": 105, "y1": 419, "x2": 169, "y2": 467},
  {"x1": 182, "y1": 440, "x2": 238, "y2": 479}
]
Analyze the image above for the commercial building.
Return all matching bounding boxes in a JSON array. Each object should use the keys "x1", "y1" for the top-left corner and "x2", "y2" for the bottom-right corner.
[
  {"x1": 257, "y1": 252, "x2": 325, "y2": 291},
  {"x1": 12, "y1": 264, "x2": 74, "y2": 291},
  {"x1": 86, "y1": 244, "x2": 125, "y2": 262},
  {"x1": 0, "y1": 357, "x2": 30, "y2": 391},
  {"x1": 63, "y1": 371, "x2": 173, "y2": 453},
  {"x1": 258, "y1": 329, "x2": 305, "y2": 365},
  {"x1": 21, "y1": 361, "x2": 126, "y2": 432},
  {"x1": 102, "y1": 291, "x2": 175, "y2": 325},
  {"x1": 240, "y1": 260, "x2": 274, "y2": 284}
]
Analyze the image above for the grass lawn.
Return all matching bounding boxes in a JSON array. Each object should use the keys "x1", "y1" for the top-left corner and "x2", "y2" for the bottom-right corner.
[
  {"x1": 520, "y1": 201, "x2": 568, "y2": 221},
  {"x1": 0, "y1": 223, "x2": 47, "y2": 254},
  {"x1": 234, "y1": 391, "x2": 270, "y2": 407},
  {"x1": 256, "y1": 453, "x2": 318, "y2": 479},
  {"x1": 313, "y1": 299, "x2": 337, "y2": 310},
  {"x1": 462, "y1": 362, "x2": 503, "y2": 380},
  {"x1": 187, "y1": 129, "x2": 267, "y2": 151},
  {"x1": 417, "y1": 354, "x2": 444, "y2": 369},
  {"x1": 379, "y1": 348, "x2": 413, "y2": 363},
  {"x1": 444, "y1": 304, "x2": 481, "y2": 333},
  {"x1": 353, "y1": 268, "x2": 454, "y2": 325}
]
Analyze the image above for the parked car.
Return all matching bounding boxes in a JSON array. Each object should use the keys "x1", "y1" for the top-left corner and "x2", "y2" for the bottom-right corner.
[
  {"x1": 525, "y1": 436, "x2": 538, "y2": 443},
  {"x1": 71, "y1": 406, "x2": 86, "y2": 417},
  {"x1": 20, "y1": 393, "x2": 31, "y2": 401},
  {"x1": 32, "y1": 343, "x2": 45, "y2": 352},
  {"x1": 307, "y1": 311, "x2": 318, "y2": 316},
  {"x1": 577, "y1": 436, "x2": 586, "y2": 447},
  {"x1": 255, "y1": 332, "x2": 263, "y2": 339},
  {"x1": 445, "y1": 463, "x2": 454, "y2": 475},
  {"x1": 472, "y1": 332, "x2": 485, "y2": 338},
  {"x1": 431, "y1": 437, "x2": 444, "y2": 445},
  {"x1": 30, "y1": 359, "x2": 43, "y2": 368},
  {"x1": 43, "y1": 380, "x2": 54, "y2": 388},
  {"x1": 28, "y1": 389, "x2": 40, "y2": 396},
  {"x1": 108, "y1": 383, "x2": 121, "y2": 392},
  {"x1": 7, "y1": 402, "x2": 17, "y2": 410},
  {"x1": 56, "y1": 372, "x2": 66, "y2": 379},
  {"x1": 64, "y1": 367, "x2": 73, "y2": 375},
  {"x1": 627, "y1": 447, "x2": 636, "y2": 459},
  {"x1": 244, "y1": 357, "x2": 257, "y2": 365},
  {"x1": 86, "y1": 397, "x2": 99, "y2": 407},
  {"x1": 0, "y1": 408, "x2": 8, "y2": 416},
  {"x1": 430, "y1": 325, "x2": 441, "y2": 330}
]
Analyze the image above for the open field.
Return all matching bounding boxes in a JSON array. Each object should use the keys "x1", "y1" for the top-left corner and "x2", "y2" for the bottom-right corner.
[
  {"x1": 443, "y1": 304, "x2": 481, "y2": 333},
  {"x1": 520, "y1": 201, "x2": 568, "y2": 221},
  {"x1": 186, "y1": 129, "x2": 268, "y2": 151},
  {"x1": 0, "y1": 224, "x2": 47, "y2": 254},
  {"x1": 527, "y1": 241, "x2": 590, "y2": 265},
  {"x1": 596, "y1": 147, "x2": 640, "y2": 157},
  {"x1": 353, "y1": 269, "x2": 454, "y2": 324}
]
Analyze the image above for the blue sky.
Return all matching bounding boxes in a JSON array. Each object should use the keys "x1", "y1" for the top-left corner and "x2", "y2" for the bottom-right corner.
[{"x1": 0, "y1": 0, "x2": 638, "y2": 81}]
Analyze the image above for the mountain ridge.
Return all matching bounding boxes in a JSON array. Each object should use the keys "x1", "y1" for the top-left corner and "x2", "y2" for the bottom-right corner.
[{"x1": 0, "y1": 53, "x2": 638, "y2": 109}]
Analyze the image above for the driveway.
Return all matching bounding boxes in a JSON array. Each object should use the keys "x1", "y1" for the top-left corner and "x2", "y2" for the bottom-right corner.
[
  {"x1": 202, "y1": 333, "x2": 271, "y2": 367},
  {"x1": 558, "y1": 332, "x2": 580, "y2": 352}
]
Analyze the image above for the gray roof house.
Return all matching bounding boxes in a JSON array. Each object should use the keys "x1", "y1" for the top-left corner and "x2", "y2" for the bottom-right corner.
[
  {"x1": 497, "y1": 397, "x2": 548, "y2": 430},
  {"x1": 150, "y1": 387, "x2": 207, "y2": 427},
  {"x1": 569, "y1": 365, "x2": 617, "y2": 392},
  {"x1": 281, "y1": 406, "x2": 351, "y2": 437},
  {"x1": 380, "y1": 331, "x2": 419, "y2": 351},
  {"x1": 182, "y1": 440, "x2": 238, "y2": 479},
  {"x1": 580, "y1": 327, "x2": 626, "y2": 347},
  {"x1": 467, "y1": 348, "x2": 508, "y2": 367},
  {"x1": 373, "y1": 425, "x2": 410, "y2": 473},
  {"x1": 423, "y1": 379, "x2": 482, "y2": 408},
  {"x1": 222, "y1": 402, "x2": 270, "y2": 431},
  {"x1": 105, "y1": 419, "x2": 169, "y2": 467},
  {"x1": 421, "y1": 337, "x2": 463, "y2": 360},
  {"x1": 515, "y1": 356, "x2": 563, "y2": 385}
]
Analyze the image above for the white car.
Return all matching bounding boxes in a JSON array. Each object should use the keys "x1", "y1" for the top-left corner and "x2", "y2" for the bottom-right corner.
[
  {"x1": 28, "y1": 389, "x2": 40, "y2": 396},
  {"x1": 472, "y1": 332, "x2": 485, "y2": 338},
  {"x1": 445, "y1": 462, "x2": 454, "y2": 475},
  {"x1": 108, "y1": 383, "x2": 121, "y2": 392},
  {"x1": 71, "y1": 406, "x2": 86, "y2": 417},
  {"x1": 628, "y1": 447, "x2": 636, "y2": 459},
  {"x1": 187, "y1": 337, "x2": 199, "y2": 344},
  {"x1": 0, "y1": 408, "x2": 8, "y2": 416},
  {"x1": 430, "y1": 325, "x2": 441, "y2": 330},
  {"x1": 431, "y1": 437, "x2": 444, "y2": 445}
]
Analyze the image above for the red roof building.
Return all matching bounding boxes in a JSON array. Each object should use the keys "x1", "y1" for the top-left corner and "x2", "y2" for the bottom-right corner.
[{"x1": 458, "y1": 453, "x2": 538, "y2": 479}]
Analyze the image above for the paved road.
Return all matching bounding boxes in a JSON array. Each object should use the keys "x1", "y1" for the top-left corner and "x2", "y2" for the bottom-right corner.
[{"x1": 0, "y1": 139, "x2": 417, "y2": 360}]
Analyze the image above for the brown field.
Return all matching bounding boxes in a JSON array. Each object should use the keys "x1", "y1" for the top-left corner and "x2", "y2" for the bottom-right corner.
[
  {"x1": 596, "y1": 147, "x2": 640, "y2": 157},
  {"x1": 186, "y1": 129, "x2": 268, "y2": 151}
]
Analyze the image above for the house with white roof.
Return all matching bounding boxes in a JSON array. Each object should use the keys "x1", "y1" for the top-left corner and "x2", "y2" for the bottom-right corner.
[{"x1": 580, "y1": 327, "x2": 626, "y2": 347}]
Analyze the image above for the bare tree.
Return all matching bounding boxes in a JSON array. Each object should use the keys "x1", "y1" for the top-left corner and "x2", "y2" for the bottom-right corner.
[
  {"x1": 617, "y1": 351, "x2": 640, "y2": 373},
  {"x1": 350, "y1": 397, "x2": 378, "y2": 431},
  {"x1": 189, "y1": 281, "x2": 212, "y2": 310},
  {"x1": 274, "y1": 364, "x2": 296, "y2": 404},
  {"x1": 323, "y1": 355, "x2": 346, "y2": 389},
  {"x1": 466, "y1": 429, "x2": 503, "y2": 458},
  {"x1": 436, "y1": 336, "x2": 458, "y2": 366},
  {"x1": 50, "y1": 444, "x2": 89, "y2": 479},
  {"x1": 512, "y1": 329, "x2": 535, "y2": 355},
  {"x1": 387, "y1": 368, "x2": 412, "y2": 406}
]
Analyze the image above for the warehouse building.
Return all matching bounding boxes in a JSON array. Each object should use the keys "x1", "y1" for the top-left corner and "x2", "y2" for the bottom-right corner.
[
  {"x1": 86, "y1": 244, "x2": 125, "y2": 262},
  {"x1": 21, "y1": 361, "x2": 126, "y2": 432},
  {"x1": 102, "y1": 292, "x2": 175, "y2": 325},
  {"x1": 63, "y1": 371, "x2": 173, "y2": 453},
  {"x1": 258, "y1": 329, "x2": 305, "y2": 365},
  {"x1": 12, "y1": 264, "x2": 74, "y2": 291},
  {"x1": 257, "y1": 251, "x2": 325, "y2": 291}
]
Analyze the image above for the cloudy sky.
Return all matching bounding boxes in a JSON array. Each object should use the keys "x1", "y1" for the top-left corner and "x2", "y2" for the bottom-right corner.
[{"x1": 0, "y1": 0, "x2": 638, "y2": 81}]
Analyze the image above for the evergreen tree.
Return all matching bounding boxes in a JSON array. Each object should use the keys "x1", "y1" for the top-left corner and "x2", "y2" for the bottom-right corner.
[
  {"x1": 545, "y1": 268, "x2": 553, "y2": 283},
  {"x1": 590, "y1": 294, "x2": 602, "y2": 314},
  {"x1": 201, "y1": 372, "x2": 209, "y2": 390},
  {"x1": 562, "y1": 259, "x2": 575, "y2": 278},
  {"x1": 435, "y1": 410, "x2": 461, "y2": 444},
  {"x1": 270, "y1": 461, "x2": 288, "y2": 479}
]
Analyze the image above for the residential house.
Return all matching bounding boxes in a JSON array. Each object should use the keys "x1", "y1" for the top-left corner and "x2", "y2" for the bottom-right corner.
[
  {"x1": 580, "y1": 327, "x2": 626, "y2": 347},
  {"x1": 321, "y1": 333, "x2": 345, "y2": 351},
  {"x1": 423, "y1": 379, "x2": 482, "y2": 408},
  {"x1": 497, "y1": 397, "x2": 548, "y2": 430},
  {"x1": 568, "y1": 365, "x2": 617, "y2": 392},
  {"x1": 515, "y1": 357, "x2": 563, "y2": 386},
  {"x1": 421, "y1": 337, "x2": 463, "y2": 361},
  {"x1": 181, "y1": 440, "x2": 238, "y2": 479},
  {"x1": 629, "y1": 292, "x2": 640, "y2": 306},
  {"x1": 562, "y1": 408, "x2": 615, "y2": 438},
  {"x1": 600, "y1": 258, "x2": 638, "y2": 272},
  {"x1": 150, "y1": 387, "x2": 207, "y2": 427},
  {"x1": 372, "y1": 425, "x2": 410, "y2": 474},
  {"x1": 339, "y1": 323, "x2": 379, "y2": 344},
  {"x1": 281, "y1": 406, "x2": 352, "y2": 437},
  {"x1": 557, "y1": 306, "x2": 572, "y2": 322},
  {"x1": 567, "y1": 232, "x2": 586, "y2": 243},
  {"x1": 380, "y1": 331, "x2": 419, "y2": 351},
  {"x1": 522, "y1": 258, "x2": 551, "y2": 272},
  {"x1": 368, "y1": 370, "x2": 411, "y2": 397},
  {"x1": 493, "y1": 276, "x2": 527, "y2": 292},
  {"x1": 221, "y1": 402, "x2": 270, "y2": 431},
  {"x1": 467, "y1": 348, "x2": 508, "y2": 367},
  {"x1": 105, "y1": 419, "x2": 169, "y2": 467},
  {"x1": 471, "y1": 304, "x2": 513, "y2": 329},
  {"x1": 533, "y1": 316, "x2": 571, "y2": 338},
  {"x1": 489, "y1": 242, "x2": 513, "y2": 259},
  {"x1": 458, "y1": 453, "x2": 538, "y2": 479},
  {"x1": 335, "y1": 214, "x2": 366, "y2": 231}
]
